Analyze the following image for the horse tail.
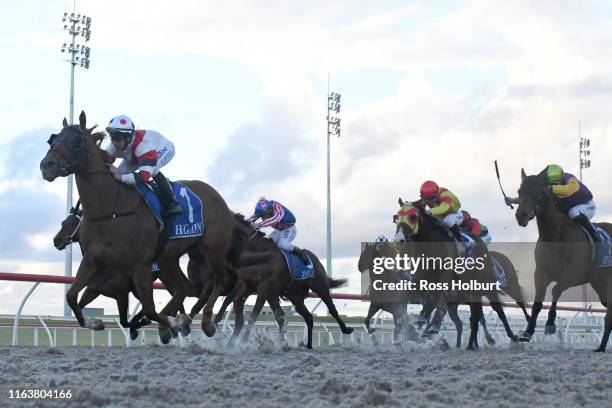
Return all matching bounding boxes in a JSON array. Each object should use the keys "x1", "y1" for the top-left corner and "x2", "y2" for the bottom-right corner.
[
  {"x1": 329, "y1": 277, "x2": 348, "y2": 289},
  {"x1": 491, "y1": 251, "x2": 527, "y2": 303}
]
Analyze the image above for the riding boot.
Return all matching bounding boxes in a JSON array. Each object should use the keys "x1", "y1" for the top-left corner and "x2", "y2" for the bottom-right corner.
[
  {"x1": 574, "y1": 213, "x2": 603, "y2": 243},
  {"x1": 292, "y1": 246, "x2": 311, "y2": 266},
  {"x1": 153, "y1": 172, "x2": 182, "y2": 215}
]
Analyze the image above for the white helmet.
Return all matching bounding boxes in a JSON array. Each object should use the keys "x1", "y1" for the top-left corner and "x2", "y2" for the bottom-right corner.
[
  {"x1": 106, "y1": 114, "x2": 135, "y2": 141},
  {"x1": 375, "y1": 235, "x2": 388, "y2": 243}
]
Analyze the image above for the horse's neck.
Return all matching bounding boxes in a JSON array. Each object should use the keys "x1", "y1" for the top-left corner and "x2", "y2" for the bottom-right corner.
[
  {"x1": 536, "y1": 201, "x2": 572, "y2": 242},
  {"x1": 75, "y1": 139, "x2": 136, "y2": 219}
]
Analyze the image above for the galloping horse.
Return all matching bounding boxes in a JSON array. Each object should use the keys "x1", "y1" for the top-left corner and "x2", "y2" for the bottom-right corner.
[
  {"x1": 514, "y1": 168, "x2": 611, "y2": 351},
  {"x1": 394, "y1": 200, "x2": 518, "y2": 349},
  {"x1": 40, "y1": 112, "x2": 247, "y2": 337},
  {"x1": 228, "y1": 215, "x2": 354, "y2": 349}
]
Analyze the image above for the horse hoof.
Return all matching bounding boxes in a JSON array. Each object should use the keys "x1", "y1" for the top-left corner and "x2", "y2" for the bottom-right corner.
[
  {"x1": 518, "y1": 331, "x2": 532, "y2": 342},
  {"x1": 202, "y1": 322, "x2": 217, "y2": 337},
  {"x1": 159, "y1": 330, "x2": 172, "y2": 344},
  {"x1": 177, "y1": 314, "x2": 192, "y2": 329},
  {"x1": 367, "y1": 327, "x2": 376, "y2": 335},
  {"x1": 593, "y1": 348, "x2": 605, "y2": 353},
  {"x1": 130, "y1": 328, "x2": 139, "y2": 340},
  {"x1": 86, "y1": 318, "x2": 105, "y2": 331},
  {"x1": 509, "y1": 335, "x2": 518, "y2": 343},
  {"x1": 171, "y1": 328, "x2": 179, "y2": 338},
  {"x1": 544, "y1": 324, "x2": 556, "y2": 335},
  {"x1": 486, "y1": 337, "x2": 497, "y2": 346},
  {"x1": 467, "y1": 344, "x2": 478, "y2": 351},
  {"x1": 342, "y1": 327, "x2": 354, "y2": 335},
  {"x1": 180, "y1": 324, "x2": 192, "y2": 337}
]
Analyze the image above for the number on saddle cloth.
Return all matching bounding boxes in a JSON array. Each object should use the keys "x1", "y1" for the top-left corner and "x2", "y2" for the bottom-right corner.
[
  {"x1": 280, "y1": 249, "x2": 314, "y2": 280},
  {"x1": 134, "y1": 181, "x2": 204, "y2": 240}
]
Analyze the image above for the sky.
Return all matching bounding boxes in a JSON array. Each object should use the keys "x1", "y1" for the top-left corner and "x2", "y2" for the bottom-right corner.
[{"x1": 1, "y1": 0, "x2": 612, "y2": 317}]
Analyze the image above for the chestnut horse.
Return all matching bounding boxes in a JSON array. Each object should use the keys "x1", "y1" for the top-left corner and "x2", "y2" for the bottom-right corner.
[{"x1": 40, "y1": 112, "x2": 247, "y2": 337}]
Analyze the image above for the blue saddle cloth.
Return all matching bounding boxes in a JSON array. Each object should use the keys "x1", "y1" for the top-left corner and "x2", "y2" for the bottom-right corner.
[
  {"x1": 490, "y1": 255, "x2": 508, "y2": 288},
  {"x1": 594, "y1": 227, "x2": 612, "y2": 267},
  {"x1": 280, "y1": 249, "x2": 314, "y2": 280},
  {"x1": 459, "y1": 232, "x2": 477, "y2": 259},
  {"x1": 134, "y1": 181, "x2": 204, "y2": 239}
]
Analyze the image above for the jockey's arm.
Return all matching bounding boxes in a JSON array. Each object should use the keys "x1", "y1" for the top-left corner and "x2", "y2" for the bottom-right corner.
[
  {"x1": 551, "y1": 176, "x2": 580, "y2": 198},
  {"x1": 119, "y1": 149, "x2": 157, "y2": 185},
  {"x1": 103, "y1": 144, "x2": 117, "y2": 164},
  {"x1": 430, "y1": 197, "x2": 451, "y2": 216}
]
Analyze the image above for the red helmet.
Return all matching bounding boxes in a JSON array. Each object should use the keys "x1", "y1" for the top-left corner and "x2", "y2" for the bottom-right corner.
[{"x1": 420, "y1": 181, "x2": 439, "y2": 200}]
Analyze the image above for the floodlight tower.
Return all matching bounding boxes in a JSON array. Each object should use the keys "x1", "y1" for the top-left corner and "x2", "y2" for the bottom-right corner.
[
  {"x1": 326, "y1": 92, "x2": 341, "y2": 278},
  {"x1": 578, "y1": 121, "x2": 591, "y2": 311},
  {"x1": 60, "y1": 10, "x2": 92, "y2": 316}
]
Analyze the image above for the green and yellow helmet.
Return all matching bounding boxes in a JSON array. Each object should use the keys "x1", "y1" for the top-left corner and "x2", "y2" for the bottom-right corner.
[{"x1": 546, "y1": 164, "x2": 564, "y2": 184}]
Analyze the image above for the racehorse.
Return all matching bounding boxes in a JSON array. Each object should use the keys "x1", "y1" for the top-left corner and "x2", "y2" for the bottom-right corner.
[
  {"x1": 357, "y1": 242, "x2": 420, "y2": 343},
  {"x1": 514, "y1": 168, "x2": 611, "y2": 351},
  {"x1": 227, "y1": 215, "x2": 354, "y2": 349},
  {"x1": 40, "y1": 112, "x2": 248, "y2": 337},
  {"x1": 394, "y1": 200, "x2": 518, "y2": 349}
]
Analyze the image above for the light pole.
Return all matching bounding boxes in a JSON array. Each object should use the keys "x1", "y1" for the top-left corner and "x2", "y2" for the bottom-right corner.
[
  {"x1": 60, "y1": 10, "x2": 91, "y2": 316},
  {"x1": 578, "y1": 121, "x2": 591, "y2": 311},
  {"x1": 326, "y1": 91, "x2": 341, "y2": 278}
]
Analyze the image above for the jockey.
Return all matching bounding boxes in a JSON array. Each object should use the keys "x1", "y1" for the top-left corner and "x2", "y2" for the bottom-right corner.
[
  {"x1": 375, "y1": 235, "x2": 389, "y2": 243},
  {"x1": 104, "y1": 114, "x2": 182, "y2": 215},
  {"x1": 506, "y1": 164, "x2": 601, "y2": 242},
  {"x1": 460, "y1": 210, "x2": 492, "y2": 245},
  {"x1": 416, "y1": 180, "x2": 464, "y2": 243},
  {"x1": 247, "y1": 197, "x2": 310, "y2": 265}
]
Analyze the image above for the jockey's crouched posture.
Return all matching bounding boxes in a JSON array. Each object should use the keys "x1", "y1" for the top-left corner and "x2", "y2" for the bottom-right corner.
[
  {"x1": 247, "y1": 197, "x2": 311, "y2": 265},
  {"x1": 506, "y1": 164, "x2": 601, "y2": 243},
  {"x1": 460, "y1": 210, "x2": 492, "y2": 245},
  {"x1": 103, "y1": 114, "x2": 182, "y2": 215},
  {"x1": 414, "y1": 181, "x2": 465, "y2": 243}
]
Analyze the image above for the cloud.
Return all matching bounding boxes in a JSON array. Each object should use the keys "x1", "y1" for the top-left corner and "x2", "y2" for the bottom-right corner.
[{"x1": 0, "y1": 128, "x2": 53, "y2": 181}]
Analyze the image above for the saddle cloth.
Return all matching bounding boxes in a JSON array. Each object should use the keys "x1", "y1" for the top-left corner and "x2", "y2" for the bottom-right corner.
[
  {"x1": 280, "y1": 249, "x2": 314, "y2": 280},
  {"x1": 135, "y1": 181, "x2": 204, "y2": 239}
]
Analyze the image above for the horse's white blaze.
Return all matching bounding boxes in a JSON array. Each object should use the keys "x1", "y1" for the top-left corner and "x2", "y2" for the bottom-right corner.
[{"x1": 395, "y1": 229, "x2": 405, "y2": 242}]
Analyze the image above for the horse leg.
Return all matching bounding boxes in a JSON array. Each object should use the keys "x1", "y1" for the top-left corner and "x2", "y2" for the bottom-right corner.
[
  {"x1": 291, "y1": 298, "x2": 314, "y2": 349},
  {"x1": 595, "y1": 279, "x2": 612, "y2": 352},
  {"x1": 242, "y1": 291, "x2": 267, "y2": 342},
  {"x1": 517, "y1": 301, "x2": 531, "y2": 322},
  {"x1": 201, "y1": 258, "x2": 226, "y2": 337},
  {"x1": 228, "y1": 280, "x2": 248, "y2": 347},
  {"x1": 214, "y1": 284, "x2": 238, "y2": 326},
  {"x1": 116, "y1": 291, "x2": 130, "y2": 328},
  {"x1": 544, "y1": 284, "x2": 564, "y2": 335},
  {"x1": 447, "y1": 302, "x2": 463, "y2": 348},
  {"x1": 67, "y1": 259, "x2": 104, "y2": 330},
  {"x1": 479, "y1": 312, "x2": 496, "y2": 345},
  {"x1": 520, "y1": 275, "x2": 548, "y2": 342},
  {"x1": 364, "y1": 303, "x2": 380, "y2": 334},
  {"x1": 417, "y1": 298, "x2": 437, "y2": 329},
  {"x1": 131, "y1": 264, "x2": 176, "y2": 329},
  {"x1": 467, "y1": 302, "x2": 482, "y2": 350},
  {"x1": 267, "y1": 295, "x2": 289, "y2": 349},
  {"x1": 318, "y1": 290, "x2": 353, "y2": 335},
  {"x1": 190, "y1": 280, "x2": 212, "y2": 319},
  {"x1": 424, "y1": 303, "x2": 446, "y2": 336},
  {"x1": 77, "y1": 287, "x2": 100, "y2": 310}
]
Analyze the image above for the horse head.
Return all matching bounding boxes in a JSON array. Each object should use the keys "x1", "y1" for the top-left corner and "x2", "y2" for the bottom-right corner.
[
  {"x1": 40, "y1": 111, "x2": 106, "y2": 181},
  {"x1": 53, "y1": 200, "x2": 82, "y2": 250},
  {"x1": 515, "y1": 167, "x2": 551, "y2": 227},
  {"x1": 393, "y1": 201, "x2": 421, "y2": 242}
]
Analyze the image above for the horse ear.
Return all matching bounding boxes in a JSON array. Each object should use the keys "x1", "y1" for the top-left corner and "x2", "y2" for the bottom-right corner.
[
  {"x1": 537, "y1": 166, "x2": 548, "y2": 180},
  {"x1": 62, "y1": 118, "x2": 69, "y2": 128},
  {"x1": 398, "y1": 197, "x2": 404, "y2": 207},
  {"x1": 521, "y1": 168, "x2": 527, "y2": 181},
  {"x1": 79, "y1": 111, "x2": 86, "y2": 131}
]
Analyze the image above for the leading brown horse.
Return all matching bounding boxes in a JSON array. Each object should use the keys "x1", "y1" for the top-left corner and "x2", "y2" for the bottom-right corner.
[
  {"x1": 514, "y1": 168, "x2": 611, "y2": 351},
  {"x1": 40, "y1": 112, "x2": 247, "y2": 337}
]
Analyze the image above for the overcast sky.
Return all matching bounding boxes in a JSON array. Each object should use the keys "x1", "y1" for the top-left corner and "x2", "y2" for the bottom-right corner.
[{"x1": 1, "y1": 0, "x2": 611, "y2": 316}]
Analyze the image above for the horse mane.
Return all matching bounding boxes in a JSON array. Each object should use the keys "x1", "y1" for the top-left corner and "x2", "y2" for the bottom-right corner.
[{"x1": 232, "y1": 213, "x2": 274, "y2": 243}]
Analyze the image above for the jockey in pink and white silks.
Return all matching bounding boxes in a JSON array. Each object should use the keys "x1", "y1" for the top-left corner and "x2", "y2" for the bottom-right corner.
[
  {"x1": 103, "y1": 114, "x2": 182, "y2": 215},
  {"x1": 247, "y1": 197, "x2": 310, "y2": 265}
]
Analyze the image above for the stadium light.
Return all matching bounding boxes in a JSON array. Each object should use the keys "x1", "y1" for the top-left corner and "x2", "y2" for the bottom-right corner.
[
  {"x1": 326, "y1": 87, "x2": 341, "y2": 279},
  {"x1": 60, "y1": 7, "x2": 92, "y2": 317}
]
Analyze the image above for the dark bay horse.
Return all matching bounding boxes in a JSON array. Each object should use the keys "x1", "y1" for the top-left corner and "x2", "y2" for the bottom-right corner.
[
  {"x1": 514, "y1": 168, "x2": 611, "y2": 352},
  {"x1": 40, "y1": 112, "x2": 247, "y2": 337},
  {"x1": 357, "y1": 242, "x2": 420, "y2": 343},
  {"x1": 394, "y1": 200, "x2": 518, "y2": 349},
  {"x1": 227, "y1": 216, "x2": 353, "y2": 349}
]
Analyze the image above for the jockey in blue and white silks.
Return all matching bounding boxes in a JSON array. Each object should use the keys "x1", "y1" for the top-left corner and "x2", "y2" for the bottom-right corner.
[{"x1": 247, "y1": 197, "x2": 310, "y2": 264}]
